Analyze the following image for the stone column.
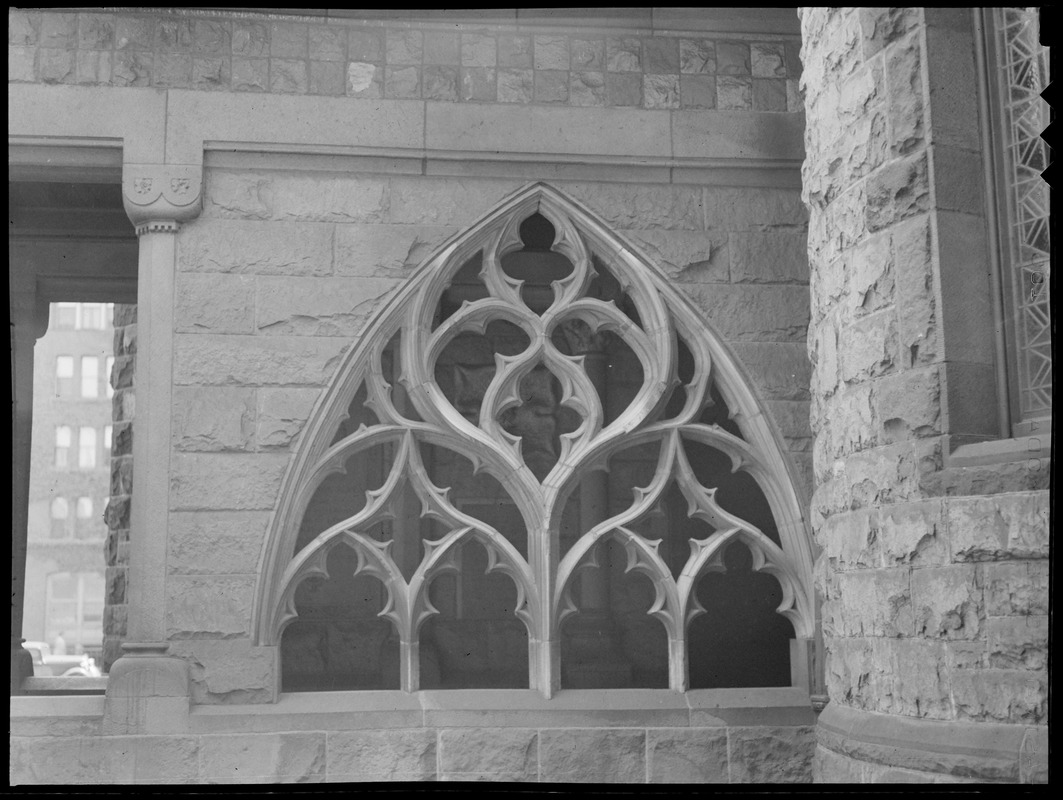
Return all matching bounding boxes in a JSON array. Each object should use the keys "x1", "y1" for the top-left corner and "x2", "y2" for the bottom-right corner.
[
  {"x1": 9, "y1": 272, "x2": 50, "y2": 693},
  {"x1": 102, "y1": 164, "x2": 202, "y2": 734},
  {"x1": 800, "y1": 8, "x2": 1048, "y2": 783}
]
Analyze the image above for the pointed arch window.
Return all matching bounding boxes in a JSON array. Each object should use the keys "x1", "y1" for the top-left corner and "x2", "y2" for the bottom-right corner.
[{"x1": 255, "y1": 184, "x2": 814, "y2": 697}]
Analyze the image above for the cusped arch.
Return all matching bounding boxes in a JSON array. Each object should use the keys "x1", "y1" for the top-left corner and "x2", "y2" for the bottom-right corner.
[{"x1": 253, "y1": 181, "x2": 815, "y2": 696}]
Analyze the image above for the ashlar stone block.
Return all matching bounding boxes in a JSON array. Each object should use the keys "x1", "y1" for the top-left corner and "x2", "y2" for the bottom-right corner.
[
  {"x1": 948, "y1": 492, "x2": 1049, "y2": 561},
  {"x1": 728, "y1": 726, "x2": 814, "y2": 783},
  {"x1": 951, "y1": 668, "x2": 1047, "y2": 724},
  {"x1": 180, "y1": 219, "x2": 332, "y2": 275},
  {"x1": 834, "y1": 568, "x2": 914, "y2": 637},
  {"x1": 255, "y1": 276, "x2": 398, "y2": 337},
  {"x1": 168, "y1": 511, "x2": 271, "y2": 576},
  {"x1": 256, "y1": 387, "x2": 321, "y2": 449},
  {"x1": 647, "y1": 728, "x2": 729, "y2": 783},
  {"x1": 986, "y1": 615, "x2": 1048, "y2": 671},
  {"x1": 200, "y1": 733, "x2": 326, "y2": 783},
  {"x1": 175, "y1": 272, "x2": 256, "y2": 333},
  {"x1": 173, "y1": 334, "x2": 348, "y2": 387},
  {"x1": 983, "y1": 561, "x2": 1048, "y2": 616},
  {"x1": 439, "y1": 728, "x2": 537, "y2": 781},
  {"x1": 170, "y1": 638, "x2": 276, "y2": 704},
  {"x1": 561, "y1": 182, "x2": 704, "y2": 231},
  {"x1": 539, "y1": 729, "x2": 645, "y2": 783},
  {"x1": 328, "y1": 729, "x2": 436, "y2": 781},
  {"x1": 730, "y1": 229, "x2": 810, "y2": 284},
  {"x1": 169, "y1": 452, "x2": 289, "y2": 511},
  {"x1": 166, "y1": 575, "x2": 257, "y2": 638},
  {"x1": 887, "y1": 638, "x2": 952, "y2": 719},
  {"x1": 172, "y1": 387, "x2": 255, "y2": 452},
  {"x1": 623, "y1": 229, "x2": 728, "y2": 283},
  {"x1": 911, "y1": 564, "x2": 982, "y2": 640}
]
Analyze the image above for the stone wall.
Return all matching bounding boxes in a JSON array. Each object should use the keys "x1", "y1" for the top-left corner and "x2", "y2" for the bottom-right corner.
[
  {"x1": 102, "y1": 304, "x2": 137, "y2": 672},
  {"x1": 800, "y1": 7, "x2": 1048, "y2": 784},
  {"x1": 11, "y1": 691, "x2": 815, "y2": 783},
  {"x1": 165, "y1": 169, "x2": 813, "y2": 705},
  {"x1": 8, "y1": 8, "x2": 802, "y2": 112}
]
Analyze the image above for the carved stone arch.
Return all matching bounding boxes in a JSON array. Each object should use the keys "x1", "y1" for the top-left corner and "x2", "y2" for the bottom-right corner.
[{"x1": 253, "y1": 181, "x2": 815, "y2": 697}]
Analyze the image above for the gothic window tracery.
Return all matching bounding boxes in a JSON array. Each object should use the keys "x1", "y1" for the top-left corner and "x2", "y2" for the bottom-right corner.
[{"x1": 255, "y1": 183, "x2": 815, "y2": 696}]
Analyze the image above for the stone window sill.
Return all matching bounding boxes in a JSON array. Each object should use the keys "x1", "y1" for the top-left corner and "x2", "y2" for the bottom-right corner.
[
  {"x1": 945, "y1": 429, "x2": 1052, "y2": 469},
  {"x1": 188, "y1": 687, "x2": 816, "y2": 734}
]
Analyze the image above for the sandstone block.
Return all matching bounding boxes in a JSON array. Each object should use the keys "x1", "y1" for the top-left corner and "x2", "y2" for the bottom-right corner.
[
  {"x1": 328, "y1": 729, "x2": 436, "y2": 781},
  {"x1": 385, "y1": 65, "x2": 420, "y2": 99},
  {"x1": 872, "y1": 367, "x2": 941, "y2": 442},
  {"x1": 717, "y1": 76, "x2": 752, "y2": 110},
  {"x1": 561, "y1": 182, "x2": 704, "y2": 231},
  {"x1": 387, "y1": 29, "x2": 422, "y2": 65},
  {"x1": 175, "y1": 273, "x2": 255, "y2": 334},
  {"x1": 389, "y1": 178, "x2": 524, "y2": 226},
  {"x1": 753, "y1": 79, "x2": 787, "y2": 111},
  {"x1": 270, "y1": 58, "x2": 308, "y2": 94},
  {"x1": 717, "y1": 41, "x2": 751, "y2": 75},
  {"x1": 885, "y1": 32, "x2": 924, "y2": 154},
  {"x1": 865, "y1": 152, "x2": 930, "y2": 232},
  {"x1": 9, "y1": 46, "x2": 36, "y2": 82},
  {"x1": 706, "y1": 187, "x2": 807, "y2": 230},
  {"x1": 348, "y1": 29, "x2": 382, "y2": 63},
  {"x1": 231, "y1": 57, "x2": 267, "y2": 92},
  {"x1": 887, "y1": 638, "x2": 952, "y2": 719},
  {"x1": 539, "y1": 729, "x2": 645, "y2": 783},
  {"x1": 984, "y1": 561, "x2": 1048, "y2": 616},
  {"x1": 571, "y1": 38, "x2": 604, "y2": 70},
  {"x1": 835, "y1": 568, "x2": 913, "y2": 637},
  {"x1": 951, "y1": 668, "x2": 1046, "y2": 724},
  {"x1": 170, "y1": 638, "x2": 276, "y2": 704},
  {"x1": 622, "y1": 229, "x2": 727, "y2": 282},
  {"x1": 644, "y1": 73, "x2": 680, "y2": 109},
  {"x1": 752, "y1": 42, "x2": 787, "y2": 78},
  {"x1": 570, "y1": 71, "x2": 605, "y2": 106},
  {"x1": 840, "y1": 312, "x2": 896, "y2": 383},
  {"x1": 462, "y1": 33, "x2": 497, "y2": 68},
  {"x1": 168, "y1": 511, "x2": 271, "y2": 576},
  {"x1": 346, "y1": 62, "x2": 381, "y2": 98},
  {"x1": 461, "y1": 67, "x2": 495, "y2": 102},
  {"x1": 680, "y1": 38, "x2": 715, "y2": 74},
  {"x1": 8, "y1": 10, "x2": 40, "y2": 45},
  {"x1": 172, "y1": 387, "x2": 255, "y2": 451},
  {"x1": 169, "y1": 452, "x2": 289, "y2": 511},
  {"x1": 173, "y1": 334, "x2": 347, "y2": 387},
  {"x1": 948, "y1": 492, "x2": 1049, "y2": 561},
  {"x1": 825, "y1": 637, "x2": 893, "y2": 714},
  {"x1": 911, "y1": 564, "x2": 982, "y2": 640},
  {"x1": 730, "y1": 229, "x2": 810, "y2": 283},
  {"x1": 647, "y1": 728, "x2": 728, "y2": 783},
  {"x1": 256, "y1": 388, "x2": 322, "y2": 449},
  {"x1": 728, "y1": 726, "x2": 814, "y2": 783},
  {"x1": 439, "y1": 727, "x2": 537, "y2": 781},
  {"x1": 606, "y1": 72, "x2": 642, "y2": 106},
  {"x1": 814, "y1": 743, "x2": 867, "y2": 783},
  {"x1": 859, "y1": 7, "x2": 922, "y2": 58},
  {"x1": 424, "y1": 30, "x2": 460, "y2": 65},
  {"x1": 986, "y1": 616, "x2": 1047, "y2": 671},
  {"x1": 154, "y1": 53, "x2": 193, "y2": 88},
  {"x1": 270, "y1": 21, "x2": 308, "y2": 59},
  {"x1": 682, "y1": 284, "x2": 810, "y2": 342},
  {"x1": 310, "y1": 60, "x2": 345, "y2": 96},
  {"x1": 423, "y1": 66, "x2": 458, "y2": 101},
  {"x1": 192, "y1": 57, "x2": 230, "y2": 91},
  {"x1": 308, "y1": 26, "x2": 345, "y2": 62},
  {"x1": 498, "y1": 69, "x2": 533, "y2": 103},
  {"x1": 534, "y1": 69, "x2": 568, "y2": 103},
  {"x1": 256, "y1": 276, "x2": 398, "y2": 337},
  {"x1": 166, "y1": 575, "x2": 256, "y2": 638},
  {"x1": 39, "y1": 48, "x2": 75, "y2": 83},
  {"x1": 874, "y1": 499, "x2": 949, "y2": 566},
  {"x1": 40, "y1": 12, "x2": 77, "y2": 49},
  {"x1": 606, "y1": 37, "x2": 641, "y2": 72},
  {"x1": 232, "y1": 21, "x2": 268, "y2": 57},
  {"x1": 642, "y1": 37, "x2": 679, "y2": 73},
  {"x1": 729, "y1": 342, "x2": 811, "y2": 401},
  {"x1": 680, "y1": 75, "x2": 716, "y2": 109},
  {"x1": 845, "y1": 230, "x2": 893, "y2": 316},
  {"x1": 498, "y1": 34, "x2": 532, "y2": 68},
  {"x1": 892, "y1": 214, "x2": 937, "y2": 365},
  {"x1": 199, "y1": 733, "x2": 325, "y2": 782},
  {"x1": 180, "y1": 219, "x2": 332, "y2": 275},
  {"x1": 818, "y1": 507, "x2": 875, "y2": 569},
  {"x1": 945, "y1": 640, "x2": 987, "y2": 671}
]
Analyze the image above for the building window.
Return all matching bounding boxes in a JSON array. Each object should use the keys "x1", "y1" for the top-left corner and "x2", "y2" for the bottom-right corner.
[
  {"x1": 106, "y1": 356, "x2": 115, "y2": 398},
  {"x1": 49, "y1": 497, "x2": 69, "y2": 539},
  {"x1": 54, "y1": 302, "x2": 78, "y2": 329},
  {"x1": 44, "y1": 572, "x2": 105, "y2": 656},
  {"x1": 81, "y1": 355, "x2": 99, "y2": 398},
  {"x1": 80, "y1": 303, "x2": 105, "y2": 330},
  {"x1": 104, "y1": 425, "x2": 113, "y2": 458},
  {"x1": 78, "y1": 427, "x2": 96, "y2": 470},
  {"x1": 258, "y1": 185, "x2": 815, "y2": 696},
  {"x1": 75, "y1": 496, "x2": 95, "y2": 538},
  {"x1": 55, "y1": 425, "x2": 72, "y2": 468},
  {"x1": 55, "y1": 355, "x2": 74, "y2": 397},
  {"x1": 982, "y1": 7, "x2": 1052, "y2": 433}
]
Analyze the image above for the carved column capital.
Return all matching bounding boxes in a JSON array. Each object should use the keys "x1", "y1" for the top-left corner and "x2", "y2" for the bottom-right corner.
[{"x1": 122, "y1": 164, "x2": 203, "y2": 236}]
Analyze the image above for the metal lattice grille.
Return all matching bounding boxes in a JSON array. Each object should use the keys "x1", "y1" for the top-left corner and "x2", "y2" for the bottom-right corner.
[{"x1": 996, "y1": 7, "x2": 1052, "y2": 418}]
